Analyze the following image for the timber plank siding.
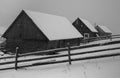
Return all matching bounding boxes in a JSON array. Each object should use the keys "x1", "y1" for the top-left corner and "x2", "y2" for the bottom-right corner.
[
  {"x1": 2, "y1": 10, "x2": 82, "y2": 54},
  {"x1": 72, "y1": 18, "x2": 98, "y2": 38}
]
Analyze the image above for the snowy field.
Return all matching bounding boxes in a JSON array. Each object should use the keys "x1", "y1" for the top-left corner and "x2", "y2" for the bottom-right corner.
[
  {"x1": 0, "y1": 38, "x2": 120, "y2": 69},
  {"x1": 0, "y1": 38, "x2": 120, "y2": 78},
  {"x1": 0, "y1": 56, "x2": 120, "y2": 78}
]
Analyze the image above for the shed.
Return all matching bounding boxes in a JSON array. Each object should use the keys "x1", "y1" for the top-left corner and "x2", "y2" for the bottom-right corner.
[
  {"x1": 2, "y1": 10, "x2": 82, "y2": 54},
  {"x1": 72, "y1": 18, "x2": 98, "y2": 39},
  {"x1": 95, "y1": 25, "x2": 112, "y2": 37}
]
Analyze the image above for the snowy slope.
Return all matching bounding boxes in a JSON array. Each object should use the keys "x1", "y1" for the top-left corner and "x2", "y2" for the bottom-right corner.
[
  {"x1": 0, "y1": 38, "x2": 120, "y2": 78},
  {"x1": 1, "y1": 41, "x2": 120, "y2": 69},
  {"x1": 0, "y1": 56, "x2": 120, "y2": 78}
]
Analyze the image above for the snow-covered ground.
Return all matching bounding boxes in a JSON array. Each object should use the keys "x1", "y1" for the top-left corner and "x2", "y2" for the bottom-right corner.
[
  {"x1": 0, "y1": 56, "x2": 120, "y2": 78},
  {"x1": 0, "y1": 38, "x2": 120, "y2": 78},
  {"x1": 1, "y1": 39, "x2": 120, "y2": 69}
]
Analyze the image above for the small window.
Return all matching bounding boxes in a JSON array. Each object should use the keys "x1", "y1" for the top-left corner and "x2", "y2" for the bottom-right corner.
[{"x1": 84, "y1": 33, "x2": 89, "y2": 39}]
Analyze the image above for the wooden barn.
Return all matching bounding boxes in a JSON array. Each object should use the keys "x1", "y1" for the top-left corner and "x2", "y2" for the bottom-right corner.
[
  {"x1": 2, "y1": 10, "x2": 83, "y2": 54},
  {"x1": 95, "y1": 25, "x2": 112, "y2": 37},
  {"x1": 72, "y1": 18, "x2": 98, "y2": 39}
]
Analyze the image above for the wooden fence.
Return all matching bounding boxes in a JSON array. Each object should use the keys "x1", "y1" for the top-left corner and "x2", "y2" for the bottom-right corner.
[{"x1": 0, "y1": 34, "x2": 120, "y2": 71}]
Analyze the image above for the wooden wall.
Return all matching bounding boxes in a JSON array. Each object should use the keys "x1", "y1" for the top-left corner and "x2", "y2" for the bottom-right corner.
[
  {"x1": 73, "y1": 18, "x2": 97, "y2": 38},
  {"x1": 2, "y1": 11, "x2": 81, "y2": 54}
]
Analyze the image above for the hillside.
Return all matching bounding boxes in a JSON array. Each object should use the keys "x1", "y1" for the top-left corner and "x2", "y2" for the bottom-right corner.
[{"x1": 0, "y1": 37, "x2": 120, "y2": 78}]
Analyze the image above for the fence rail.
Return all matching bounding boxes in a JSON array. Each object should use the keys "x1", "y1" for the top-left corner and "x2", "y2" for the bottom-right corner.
[{"x1": 0, "y1": 34, "x2": 120, "y2": 71}]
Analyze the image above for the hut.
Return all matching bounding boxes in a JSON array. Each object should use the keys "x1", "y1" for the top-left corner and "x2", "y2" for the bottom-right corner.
[
  {"x1": 95, "y1": 25, "x2": 112, "y2": 37},
  {"x1": 72, "y1": 18, "x2": 98, "y2": 39},
  {"x1": 2, "y1": 10, "x2": 82, "y2": 54}
]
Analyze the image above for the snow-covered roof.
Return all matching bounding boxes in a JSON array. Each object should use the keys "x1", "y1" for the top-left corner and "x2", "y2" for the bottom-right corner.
[
  {"x1": 0, "y1": 26, "x2": 6, "y2": 36},
  {"x1": 97, "y1": 25, "x2": 112, "y2": 33},
  {"x1": 24, "y1": 10, "x2": 83, "y2": 40},
  {"x1": 80, "y1": 18, "x2": 98, "y2": 32}
]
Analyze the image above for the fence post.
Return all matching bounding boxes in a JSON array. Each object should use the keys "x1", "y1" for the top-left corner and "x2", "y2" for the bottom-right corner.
[
  {"x1": 15, "y1": 47, "x2": 19, "y2": 70},
  {"x1": 110, "y1": 35, "x2": 112, "y2": 41},
  {"x1": 67, "y1": 42, "x2": 71, "y2": 65}
]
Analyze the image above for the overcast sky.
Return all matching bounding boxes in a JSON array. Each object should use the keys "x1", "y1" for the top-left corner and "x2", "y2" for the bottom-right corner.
[{"x1": 0, "y1": 0, "x2": 120, "y2": 34}]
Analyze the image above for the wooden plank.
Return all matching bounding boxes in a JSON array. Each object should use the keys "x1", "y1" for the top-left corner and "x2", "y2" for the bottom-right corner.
[
  {"x1": 71, "y1": 53, "x2": 120, "y2": 62},
  {"x1": 1, "y1": 49, "x2": 120, "y2": 71},
  {"x1": 0, "y1": 67, "x2": 15, "y2": 71},
  {"x1": 67, "y1": 42, "x2": 71, "y2": 65},
  {"x1": 0, "y1": 56, "x2": 15, "y2": 60},
  {"x1": 15, "y1": 47, "x2": 19, "y2": 70},
  {"x1": 0, "y1": 46, "x2": 120, "y2": 66},
  {"x1": 0, "y1": 61, "x2": 15, "y2": 65},
  {"x1": 17, "y1": 38, "x2": 120, "y2": 58},
  {"x1": 18, "y1": 44, "x2": 99, "y2": 57},
  {"x1": 19, "y1": 53, "x2": 120, "y2": 69},
  {"x1": 0, "y1": 39, "x2": 119, "y2": 60},
  {"x1": 17, "y1": 47, "x2": 120, "y2": 63},
  {"x1": 18, "y1": 59, "x2": 69, "y2": 69}
]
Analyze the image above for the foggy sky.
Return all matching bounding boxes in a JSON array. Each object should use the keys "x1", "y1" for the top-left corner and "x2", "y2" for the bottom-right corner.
[{"x1": 0, "y1": 0, "x2": 120, "y2": 34}]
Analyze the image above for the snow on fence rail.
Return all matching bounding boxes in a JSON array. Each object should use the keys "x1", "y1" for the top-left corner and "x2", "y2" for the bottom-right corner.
[
  {"x1": 0, "y1": 43, "x2": 120, "y2": 70},
  {"x1": 0, "y1": 34, "x2": 120, "y2": 71},
  {"x1": 81, "y1": 34, "x2": 120, "y2": 43}
]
